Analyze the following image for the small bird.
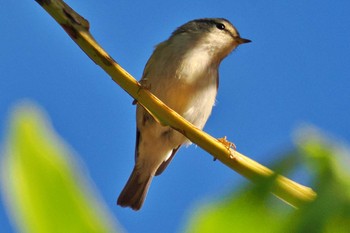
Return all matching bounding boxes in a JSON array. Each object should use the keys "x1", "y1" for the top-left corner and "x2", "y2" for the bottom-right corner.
[{"x1": 117, "y1": 18, "x2": 250, "y2": 210}]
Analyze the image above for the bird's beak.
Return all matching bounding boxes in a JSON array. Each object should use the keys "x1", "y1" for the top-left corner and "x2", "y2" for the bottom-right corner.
[{"x1": 236, "y1": 37, "x2": 251, "y2": 44}]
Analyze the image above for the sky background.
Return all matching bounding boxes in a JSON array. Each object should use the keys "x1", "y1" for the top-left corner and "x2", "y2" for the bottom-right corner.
[{"x1": 1, "y1": 1, "x2": 349, "y2": 233}]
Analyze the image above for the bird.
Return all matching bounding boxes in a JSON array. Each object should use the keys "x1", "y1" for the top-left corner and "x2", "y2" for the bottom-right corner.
[{"x1": 117, "y1": 18, "x2": 250, "y2": 210}]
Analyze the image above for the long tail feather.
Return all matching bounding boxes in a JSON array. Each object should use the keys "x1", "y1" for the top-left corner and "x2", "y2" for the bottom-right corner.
[{"x1": 117, "y1": 167, "x2": 153, "y2": 210}]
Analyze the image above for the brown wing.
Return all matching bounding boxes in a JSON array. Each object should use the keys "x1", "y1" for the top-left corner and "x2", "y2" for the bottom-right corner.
[
  {"x1": 135, "y1": 128, "x2": 180, "y2": 175},
  {"x1": 134, "y1": 129, "x2": 140, "y2": 162},
  {"x1": 155, "y1": 146, "x2": 180, "y2": 176},
  {"x1": 216, "y1": 70, "x2": 219, "y2": 90}
]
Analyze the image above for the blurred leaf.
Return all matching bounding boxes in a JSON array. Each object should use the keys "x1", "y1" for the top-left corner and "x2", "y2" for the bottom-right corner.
[
  {"x1": 185, "y1": 126, "x2": 350, "y2": 233},
  {"x1": 286, "y1": 127, "x2": 350, "y2": 233},
  {"x1": 1, "y1": 103, "x2": 121, "y2": 233},
  {"x1": 185, "y1": 172, "x2": 293, "y2": 233}
]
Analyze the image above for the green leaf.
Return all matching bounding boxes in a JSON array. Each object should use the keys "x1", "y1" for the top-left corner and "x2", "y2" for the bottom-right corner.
[
  {"x1": 184, "y1": 174, "x2": 293, "y2": 233},
  {"x1": 185, "y1": 126, "x2": 350, "y2": 233},
  {"x1": 1, "y1": 102, "x2": 121, "y2": 233},
  {"x1": 286, "y1": 127, "x2": 350, "y2": 233}
]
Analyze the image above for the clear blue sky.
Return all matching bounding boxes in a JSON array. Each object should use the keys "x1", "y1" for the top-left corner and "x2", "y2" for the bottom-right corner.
[{"x1": 1, "y1": 1, "x2": 349, "y2": 232}]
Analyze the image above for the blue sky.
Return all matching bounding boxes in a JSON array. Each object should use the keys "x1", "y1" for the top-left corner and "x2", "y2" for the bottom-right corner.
[{"x1": 1, "y1": 1, "x2": 349, "y2": 232}]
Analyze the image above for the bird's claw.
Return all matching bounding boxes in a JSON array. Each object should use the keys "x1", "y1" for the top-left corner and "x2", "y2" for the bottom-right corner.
[
  {"x1": 217, "y1": 136, "x2": 236, "y2": 159},
  {"x1": 133, "y1": 80, "x2": 152, "y2": 105}
]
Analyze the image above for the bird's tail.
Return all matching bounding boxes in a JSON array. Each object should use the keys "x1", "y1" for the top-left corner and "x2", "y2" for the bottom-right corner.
[{"x1": 117, "y1": 166, "x2": 153, "y2": 211}]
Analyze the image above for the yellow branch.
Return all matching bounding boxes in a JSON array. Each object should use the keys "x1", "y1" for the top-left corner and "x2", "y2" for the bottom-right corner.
[{"x1": 35, "y1": 0, "x2": 317, "y2": 207}]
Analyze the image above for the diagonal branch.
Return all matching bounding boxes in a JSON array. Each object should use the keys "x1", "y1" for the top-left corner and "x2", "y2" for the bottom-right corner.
[{"x1": 34, "y1": 0, "x2": 317, "y2": 208}]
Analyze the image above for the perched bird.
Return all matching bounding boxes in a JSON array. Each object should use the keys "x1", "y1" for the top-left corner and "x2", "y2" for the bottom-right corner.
[{"x1": 117, "y1": 18, "x2": 250, "y2": 210}]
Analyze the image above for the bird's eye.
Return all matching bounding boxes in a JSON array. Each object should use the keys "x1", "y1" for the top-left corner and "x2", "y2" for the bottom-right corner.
[{"x1": 216, "y1": 23, "x2": 225, "y2": 30}]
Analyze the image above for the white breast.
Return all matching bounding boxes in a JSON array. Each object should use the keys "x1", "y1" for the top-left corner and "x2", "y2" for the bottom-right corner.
[{"x1": 141, "y1": 34, "x2": 220, "y2": 129}]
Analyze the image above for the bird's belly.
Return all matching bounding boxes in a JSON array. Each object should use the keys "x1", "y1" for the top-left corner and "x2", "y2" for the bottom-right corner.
[{"x1": 153, "y1": 80, "x2": 217, "y2": 129}]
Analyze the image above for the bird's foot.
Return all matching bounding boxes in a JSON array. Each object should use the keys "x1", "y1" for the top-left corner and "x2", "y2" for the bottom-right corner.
[
  {"x1": 217, "y1": 136, "x2": 236, "y2": 159},
  {"x1": 133, "y1": 80, "x2": 152, "y2": 105}
]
